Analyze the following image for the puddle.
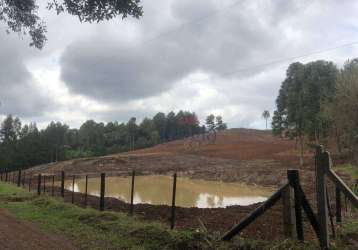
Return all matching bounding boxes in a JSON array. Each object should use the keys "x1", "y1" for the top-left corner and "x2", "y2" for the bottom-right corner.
[{"x1": 65, "y1": 175, "x2": 271, "y2": 208}]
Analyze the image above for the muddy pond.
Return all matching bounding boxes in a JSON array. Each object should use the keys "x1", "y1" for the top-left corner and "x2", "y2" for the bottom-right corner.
[{"x1": 65, "y1": 175, "x2": 271, "y2": 208}]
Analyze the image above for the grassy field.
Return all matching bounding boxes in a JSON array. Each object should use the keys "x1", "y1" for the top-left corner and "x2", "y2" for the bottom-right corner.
[
  {"x1": 0, "y1": 182, "x2": 324, "y2": 250},
  {"x1": 334, "y1": 164, "x2": 358, "y2": 181}
]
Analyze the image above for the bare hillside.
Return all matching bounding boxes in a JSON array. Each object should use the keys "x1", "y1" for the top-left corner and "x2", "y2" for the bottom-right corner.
[{"x1": 29, "y1": 129, "x2": 314, "y2": 187}]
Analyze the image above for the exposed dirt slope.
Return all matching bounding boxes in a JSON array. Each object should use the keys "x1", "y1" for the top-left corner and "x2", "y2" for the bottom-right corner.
[
  {"x1": 28, "y1": 128, "x2": 314, "y2": 187},
  {"x1": 135, "y1": 128, "x2": 299, "y2": 161}
]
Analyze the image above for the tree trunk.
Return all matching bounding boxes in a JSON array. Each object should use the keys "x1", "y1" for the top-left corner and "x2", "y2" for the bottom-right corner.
[
  {"x1": 315, "y1": 127, "x2": 319, "y2": 144},
  {"x1": 265, "y1": 119, "x2": 268, "y2": 130},
  {"x1": 299, "y1": 131, "x2": 304, "y2": 167},
  {"x1": 335, "y1": 126, "x2": 342, "y2": 154}
]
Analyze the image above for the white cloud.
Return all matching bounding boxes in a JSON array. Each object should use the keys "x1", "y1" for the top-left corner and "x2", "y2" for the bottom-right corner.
[{"x1": 2, "y1": 0, "x2": 358, "y2": 129}]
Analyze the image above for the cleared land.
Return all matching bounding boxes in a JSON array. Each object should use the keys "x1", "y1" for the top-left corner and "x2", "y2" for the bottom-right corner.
[
  {"x1": 24, "y1": 129, "x2": 356, "y2": 242},
  {"x1": 29, "y1": 129, "x2": 316, "y2": 187}
]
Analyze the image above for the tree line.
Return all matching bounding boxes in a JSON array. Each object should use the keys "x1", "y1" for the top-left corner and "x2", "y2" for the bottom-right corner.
[
  {"x1": 0, "y1": 111, "x2": 227, "y2": 171},
  {"x1": 272, "y1": 58, "x2": 358, "y2": 164}
]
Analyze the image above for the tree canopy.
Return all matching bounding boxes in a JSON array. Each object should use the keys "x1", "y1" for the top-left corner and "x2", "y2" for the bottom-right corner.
[
  {"x1": 271, "y1": 60, "x2": 338, "y2": 166},
  {"x1": 0, "y1": 0, "x2": 143, "y2": 49},
  {"x1": 272, "y1": 60, "x2": 338, "y2": 141},
  {"x1": 323, "y1": 58, "x2": 358, "y2": 158},
  {"x1": 205, "y1": 114, "x2": 227, "y2": 131},
  {"x1": 0, "y1": 110, "x2": 227, "y2": 171}
]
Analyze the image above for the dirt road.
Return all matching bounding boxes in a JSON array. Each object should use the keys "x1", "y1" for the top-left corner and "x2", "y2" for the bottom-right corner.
[{"x1": 0, "y1": 209, "x2": 75, "y2": 250}]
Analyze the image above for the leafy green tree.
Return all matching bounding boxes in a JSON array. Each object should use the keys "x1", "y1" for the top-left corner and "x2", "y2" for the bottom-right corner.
[
  {"x1": 324, "y1": 58, "x2": 358, "y2": 158},
  {"x1": 0, "y1": 115, "x2": 21, "y2": 169},
  {"x1": 215, "y1": 116, "x2": 227, "y2": 130},
  {"x1": 79, "y1": 120, "x2": 105, "y2": 156},
  {"x1": 43, "y1": 122, "x2": 69, "y2": 162},
  {"x1": 165, "y1": 111, "x2": 177, "y2": 140},
  {"x1": 272, "y1": 60, "x2": 338, "y2": 166},
  {"x1": 0, "y1": 110, "x2": 211, "y2": 170},
  {"x1": 0, "y1": 0, "x2": 143, "y2": 49},
  {"x1": 153, "y1": 112, "x2": 167, "y2": 142},
  {"x1": 205, "y1": 114, "x2": 215, "y2": 131},
  {"x1": 0, "y1": 114, "x2": 21, "y2": 142}
]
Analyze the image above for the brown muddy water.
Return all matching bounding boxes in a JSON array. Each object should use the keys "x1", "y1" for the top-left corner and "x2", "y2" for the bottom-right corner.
[{"x1": 64, "y1": 175, "x2": 272, "y2": 208}]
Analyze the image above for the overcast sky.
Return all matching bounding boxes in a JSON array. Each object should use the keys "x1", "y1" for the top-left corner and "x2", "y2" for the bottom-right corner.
[{"x1": 1, "y1": 0, "x2": 358, "y2": 129}]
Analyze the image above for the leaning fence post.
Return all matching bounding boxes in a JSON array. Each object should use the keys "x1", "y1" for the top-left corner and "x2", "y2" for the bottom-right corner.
[
  {"x1": 17, "y1": 170, "x2": 21, "y2": 187},
  {"x1": 72, "y1": 175, "x2": 75, "y2": 204},
  {"x1": 316, "y1": 146, "x2": 330, "y2": 249},
  {"x1": 61, "y1": 171, "x2": 65, "y2": 197},
  {"x1": 84, "y1": 175, "x2": 88, "y2": 207},
  {"x1": 287, "y1": 169, "x2": 304, "y2": 241},
  {"x1": 282, "y1": 183, "x2": 295, "y2": 238},
  {"x1": 37, "y1": 174, "x2": 42, "y2": 195},
  {"x1": 100, "y1": 173, "x2": 105, "y2": 211},
  {"x1": 170, "y1": 173, "x2": 177, "y2": 230},
  {"x1": 130, "y1": 170, "x2": 135, "y2": 215}
]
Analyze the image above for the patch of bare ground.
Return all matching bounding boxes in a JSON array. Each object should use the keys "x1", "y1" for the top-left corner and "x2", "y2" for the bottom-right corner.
[{"x1": 0, "y1": 208, "x2": 75, "y2": 250}]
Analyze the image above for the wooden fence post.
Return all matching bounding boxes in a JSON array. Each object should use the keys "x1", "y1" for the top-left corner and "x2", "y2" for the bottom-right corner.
[
  {"x1": 22, "y1": 171, "x2": 26, "y2": 187},
  {"x1": 84, "y1": 175, "x2": 88, "y2": 207},
  {"x1": 5, "y1": 171, "x2": 8, "y2": 182},
  {"x1": 72, "y1": 175, "x2": 75, "y2": 204},
  {"x1": 37, "y1": 174, "x2": 42, "y2": 195},
  {"x1": 316, "y1": 146, "x2": 330, "y2": 249},
  {"x1": 28, "y1": 175, "x2": 32, "y2": 192},
  {"x1": 43, "y1": 175, "x2": 46, "y2": 193},
  {"x1": 61, "y1": 171, "x2": 65, "y2": 198},
  {"x1": 130, "y1": 170, "x2": 135, "y2": 215},
  {"x1": 282, "y1": 183, "x2": 295, "y2": 238},
  {"x1": 326, "y1": 189, "x2": 336, "y2": 238},
  {"x1": 287, "y1": 169, "x2": 304, "y2": 241},
  {"x1": 52, "y1": 175, "x2": 55, "y2": 196},
  {"x1": 17, "y1": 170, "x2": 21, "y2": 187},
  {"x1": 170, "y1": 173, "x2": 177, "y2": 230},
  {"x1": 100, "y1": 173, "x2": 105, "y2": 211}
]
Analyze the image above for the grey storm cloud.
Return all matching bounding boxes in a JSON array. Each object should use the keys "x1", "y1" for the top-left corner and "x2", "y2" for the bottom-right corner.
[
  {"x1": 59, "y1": 0, "x2": 308, "y2": 103},
  {"x1": 2, "y1": 0, "x2": 358, "y2": 129},
  {"x1": 0, "y1": 35, "x2": 53, "y2": 118}
]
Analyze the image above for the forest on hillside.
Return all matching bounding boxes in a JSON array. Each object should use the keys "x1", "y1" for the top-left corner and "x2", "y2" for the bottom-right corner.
[
  {"x1": 272, "y1": 58, "x2": 358, "y2": 164},
  {"x1": 0, "y1": 111, "x2": 226, "y2": 171}
]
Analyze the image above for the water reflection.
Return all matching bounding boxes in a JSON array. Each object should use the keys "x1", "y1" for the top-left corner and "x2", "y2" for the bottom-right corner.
[{"x1": 65, "y1": 175, "x2": 271, "y2": 208}]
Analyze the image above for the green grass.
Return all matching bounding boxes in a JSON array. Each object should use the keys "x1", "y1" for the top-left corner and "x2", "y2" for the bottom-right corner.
[
  {"x1": 334, "y1": 164, "x2": 358, "y2": 180},
  {"x1": 0, "y1": 182, "x2": 326, "y2": 249}
]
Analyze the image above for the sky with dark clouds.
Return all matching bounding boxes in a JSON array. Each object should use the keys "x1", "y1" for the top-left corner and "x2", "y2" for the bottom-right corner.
[{"x1": 1, "y1": 0, "x2": 358, "y2": 129}]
